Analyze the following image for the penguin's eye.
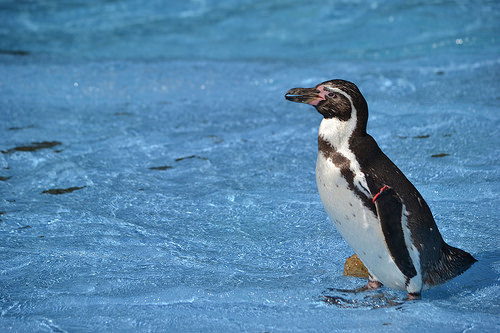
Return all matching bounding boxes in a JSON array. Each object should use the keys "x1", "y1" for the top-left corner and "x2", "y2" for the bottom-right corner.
[{"x1": 328, "y1": 92, "x2": 338, "y2": 98}]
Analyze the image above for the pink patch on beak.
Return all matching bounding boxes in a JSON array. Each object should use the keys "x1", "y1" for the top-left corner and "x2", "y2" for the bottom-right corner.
[{"x1": 308, "y1": 85, "x2": 329, "y2": 106}]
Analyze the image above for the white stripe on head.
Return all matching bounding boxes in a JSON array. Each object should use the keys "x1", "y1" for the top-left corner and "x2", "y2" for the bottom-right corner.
[{"x1": 318, "y1": 88, "x2": 357, "y2": 149}]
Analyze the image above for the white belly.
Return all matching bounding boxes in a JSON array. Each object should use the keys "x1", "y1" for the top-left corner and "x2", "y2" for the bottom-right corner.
[{"x1": 316, "y1": 154, "x2": 408, "y2": 290}]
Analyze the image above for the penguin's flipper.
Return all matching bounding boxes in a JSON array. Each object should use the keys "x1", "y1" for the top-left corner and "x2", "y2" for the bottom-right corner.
[{"x1": 372, "y1": 186, "x2": 417, "y2": 281}]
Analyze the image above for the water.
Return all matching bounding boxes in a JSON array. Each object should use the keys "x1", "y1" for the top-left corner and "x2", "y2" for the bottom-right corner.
[{"x1": 1, "y1": 1, "x2": 499, "y2": 332}]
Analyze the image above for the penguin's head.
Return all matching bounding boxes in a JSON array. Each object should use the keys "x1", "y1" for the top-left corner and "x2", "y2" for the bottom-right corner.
[{"x1": 285, "y1": 79, "x2": 368, "y2": 134}]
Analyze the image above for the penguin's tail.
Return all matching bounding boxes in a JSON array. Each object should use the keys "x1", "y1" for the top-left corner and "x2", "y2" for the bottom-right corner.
[{"x1": 424, "y1": 243, "x2": 477, "y2": 286}]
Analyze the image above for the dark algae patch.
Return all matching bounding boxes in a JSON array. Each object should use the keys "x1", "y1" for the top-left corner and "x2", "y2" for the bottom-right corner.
[
  {"x1": 0, "y1": 49, "x2": 30, "y2": 56},
  {"x1": 206, "y1": 135, "x2": 224, "y2": 144},
  {"x1": 113, "y1": 112, "x2": 134, "y2": 116},
  {"x1": 42, "y1": 186, "x2": 86, "y2": 195},
  {"x1": 0, "y1": 176, "x2": 12, "y2": 181},
  {"x1": 149, "y1": 165, "x2": 173, "y2": 170},
  {"x1": 18, "y1": 225, "x2": 32, "y2": 230},
  {"x1": 175, "y1": 155, "x2": 209, "y2": 162},
  {"x1": 2, "y1": 141, "x2": 62, "y2": 154},
  {"x1": 398, "y1": 134, "x2": 431, "y2": 139},
  {"x1": 150, "y1": 155, "x2": 209, "y2": 171},
  {"x1": 8, "y1": 125, "x2": 35, "y2": 131}
]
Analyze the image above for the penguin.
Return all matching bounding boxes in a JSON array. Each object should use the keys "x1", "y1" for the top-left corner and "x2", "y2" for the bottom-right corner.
[{"x1": 284, "y1": 79, "x2": 476, "y2": 299}]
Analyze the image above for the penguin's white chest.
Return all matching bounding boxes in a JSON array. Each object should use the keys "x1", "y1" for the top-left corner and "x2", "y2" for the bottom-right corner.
[{"x1": 315, "y1": 152, "x2": 408, "y2": 290}]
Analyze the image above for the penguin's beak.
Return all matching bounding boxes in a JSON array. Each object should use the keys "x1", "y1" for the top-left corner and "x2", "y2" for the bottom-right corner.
[{"x1": 285, "y1": 87, "x2": 322, "y2": 105}]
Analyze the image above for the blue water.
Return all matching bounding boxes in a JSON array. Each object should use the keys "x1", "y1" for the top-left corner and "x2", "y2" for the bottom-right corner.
[{"x1": 1, "y1": 1, "x2": 499, "y2": 332}]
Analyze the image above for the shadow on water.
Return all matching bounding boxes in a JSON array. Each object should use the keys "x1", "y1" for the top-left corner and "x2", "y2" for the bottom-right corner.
[{"x1": 320, "y1": 287, "x2": 404, "y2": 309}]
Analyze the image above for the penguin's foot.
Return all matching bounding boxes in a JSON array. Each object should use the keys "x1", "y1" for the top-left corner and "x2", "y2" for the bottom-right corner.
[
  {"x1": 405, "y1": 292, "x2": 421, "y2": 300},
  {"x1": 331, "y1": 280, "x2": 383, "y2": 294},
  {"x1": 365, "y1": 280, "x2": 383, "y2": 290}
]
